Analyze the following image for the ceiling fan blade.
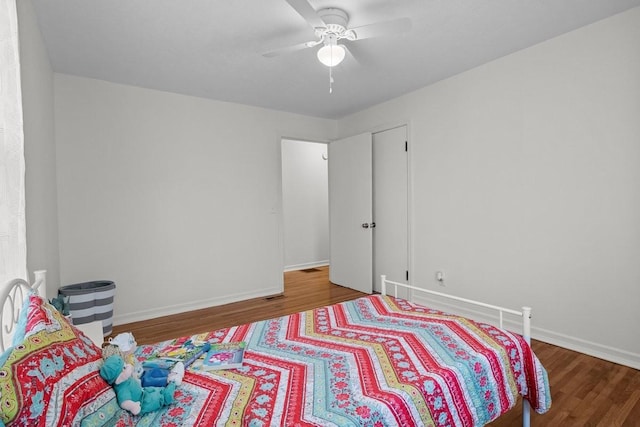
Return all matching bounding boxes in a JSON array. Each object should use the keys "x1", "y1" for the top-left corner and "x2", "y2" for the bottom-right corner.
[
  {"x1": 262, "y1": 41, "x2": 316, "y2": 58},
  {"x1": 285, "y1": 0, "x2": 326, "y2": 29},
  {"x1": 341, "y1": 44, "x2": 361, "y2": 66},
  {"x1": 350, "y1": 17, "x2": 412, "y2": 40}
]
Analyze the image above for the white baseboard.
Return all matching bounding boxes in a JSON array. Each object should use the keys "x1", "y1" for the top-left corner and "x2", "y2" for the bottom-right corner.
[
  {"x1": 412, "y1": 295, "x2": 640, "y2": 371},
  {"x1": 532, "y1": 327, "x2": 640, "y2": 370},
  {"x1": 112, "y1": 286, "x2": 283, "y2": 326},
  {"x1": 284, "y1": 261, "x2": 329, "y2": 272}
]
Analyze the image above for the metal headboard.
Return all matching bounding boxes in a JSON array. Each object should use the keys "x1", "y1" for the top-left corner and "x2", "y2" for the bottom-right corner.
[{"x1": 0, "y1": 270, "x2": 47, "y2": 352}]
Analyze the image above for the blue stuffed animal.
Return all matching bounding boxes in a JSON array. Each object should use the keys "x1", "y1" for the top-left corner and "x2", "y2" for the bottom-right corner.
[{"x1": 99, "y1": 354, "x2": 177, "y2": 415}]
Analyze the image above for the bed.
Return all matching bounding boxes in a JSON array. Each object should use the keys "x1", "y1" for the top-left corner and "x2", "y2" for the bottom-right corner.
[{"x1": 1, "y1": 271, "x2": 551, "y2": 426}]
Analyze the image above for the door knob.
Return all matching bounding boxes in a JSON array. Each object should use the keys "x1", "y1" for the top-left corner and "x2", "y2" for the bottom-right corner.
[
  {"x1": 362, "y1": 223, "x2": 370, "y2": 228},
  {"x1": 361, "y1": 222, "x2": 375, "y2": 229}
]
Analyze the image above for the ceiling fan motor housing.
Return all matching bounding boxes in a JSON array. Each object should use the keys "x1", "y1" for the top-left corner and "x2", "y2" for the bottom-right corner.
[{"x1": 318, "y1": 8, "x2": 349, "y2": 34}]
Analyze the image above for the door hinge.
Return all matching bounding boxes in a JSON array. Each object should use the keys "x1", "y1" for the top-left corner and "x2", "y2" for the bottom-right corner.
[
  {"x1": 406, "y1": 270, "x2": 409, "y2": 281},
  {"x1": 405, "y1": 141, "x2": 408, "y2": 152}
]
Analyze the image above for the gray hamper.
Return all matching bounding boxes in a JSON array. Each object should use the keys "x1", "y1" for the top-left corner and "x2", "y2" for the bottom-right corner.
[{"x1": 58, "y1": 280, "x2": 116, "y2": 337}]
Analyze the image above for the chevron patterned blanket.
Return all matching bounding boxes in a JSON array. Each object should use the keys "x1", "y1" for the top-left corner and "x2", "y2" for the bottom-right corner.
[{"x1": 82, "y1": 294, "x2": 551, "y2": 426}]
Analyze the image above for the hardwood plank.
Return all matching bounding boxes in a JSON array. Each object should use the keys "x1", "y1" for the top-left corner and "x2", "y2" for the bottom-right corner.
[{"x1": 111, "y1": 266, "x2": 640, "y2": 426}]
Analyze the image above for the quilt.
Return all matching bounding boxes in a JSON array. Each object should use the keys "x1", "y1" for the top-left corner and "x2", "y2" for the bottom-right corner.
[{"x1": 77, "y1": 295, "x2": 551, "y2": 426}]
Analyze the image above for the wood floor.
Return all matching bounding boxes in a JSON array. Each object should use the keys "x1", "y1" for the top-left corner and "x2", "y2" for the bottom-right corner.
[
  {"x1": 111, "y1": 267, "x2": 364, "y2": 344},
  {"x1": 111, "y1": 266, "x2": 640, "y2": 427}
]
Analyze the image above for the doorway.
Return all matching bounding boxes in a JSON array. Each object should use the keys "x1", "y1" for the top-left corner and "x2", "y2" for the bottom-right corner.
[{"x1": 280, "y1": 139, "x2": 329, "y2": 272}]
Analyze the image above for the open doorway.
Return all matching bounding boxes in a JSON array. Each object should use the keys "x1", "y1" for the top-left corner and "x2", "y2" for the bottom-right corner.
[{"x1": 281, "y1": 139, "x2": 329, "y2": 272}]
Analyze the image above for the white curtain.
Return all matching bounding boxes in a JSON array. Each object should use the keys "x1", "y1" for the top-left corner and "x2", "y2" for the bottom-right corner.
[{"x1": 0, "y1": 0, "x2": 27, "y2": 284}]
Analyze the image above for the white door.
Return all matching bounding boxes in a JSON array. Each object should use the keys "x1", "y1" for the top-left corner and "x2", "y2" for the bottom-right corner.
[
  {"x1": 328, "y1": 133, "x2": 373, "y2": 294},
  {"x1": 373, "y1": 126, "x2": 409, "y2": 292}
]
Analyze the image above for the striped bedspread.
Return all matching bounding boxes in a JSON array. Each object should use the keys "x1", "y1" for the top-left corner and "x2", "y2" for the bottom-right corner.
[{"x1": 99, "y1": 294, "x2": 550, "y2": 426}]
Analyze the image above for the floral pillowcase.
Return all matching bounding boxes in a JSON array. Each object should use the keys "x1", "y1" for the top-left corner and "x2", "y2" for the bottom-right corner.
[
  {"x1": 0, "y1": 294, "x2": 110, "y2": 426},
  {"x1": 10, "y1": 294, "x2": 64, "y2": 346}
]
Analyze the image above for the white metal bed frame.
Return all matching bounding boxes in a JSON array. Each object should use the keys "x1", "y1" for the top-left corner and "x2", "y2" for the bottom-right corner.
[
  {"x1": 1, "y1": 270, "x2": 47, "y2": 353},
  {"x1": 2, "y1": 272, "x2": 533, "y2": 426},
  {"x1": 380, "y1": 275, "x2": 533, "y2": 427}
]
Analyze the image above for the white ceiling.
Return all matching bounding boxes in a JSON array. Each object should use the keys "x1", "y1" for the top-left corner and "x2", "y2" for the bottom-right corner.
[{"x1": 31, "y1": 0, "x2": 640, "y2": 119}]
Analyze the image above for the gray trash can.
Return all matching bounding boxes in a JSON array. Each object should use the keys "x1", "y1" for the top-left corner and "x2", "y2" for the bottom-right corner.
[{"x1": 58, "y1": 280, "x2": 116, "y2": 337}]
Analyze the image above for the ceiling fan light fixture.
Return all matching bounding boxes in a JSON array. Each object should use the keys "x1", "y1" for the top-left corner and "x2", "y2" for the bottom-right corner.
[{"x1": 317, "y1": 43, "x2": 346, "y2": 67}]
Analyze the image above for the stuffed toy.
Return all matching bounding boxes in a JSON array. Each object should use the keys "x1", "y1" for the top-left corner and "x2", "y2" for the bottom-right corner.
[
  {"x1": 140, "y1": 360, "x2": 185, "y2": 387},
  {"x1": 102, "y1": 342, "x2": 124, "y2": 359},
  {"x1": 103, "y1": 341, "x2": 185, "y2": 388},
  {"x1": 99, "y1": 354, "x2": 180, "y2": 416},
  {"x1": 109, "y1": 332, "x2": 141, "y2": 377}
]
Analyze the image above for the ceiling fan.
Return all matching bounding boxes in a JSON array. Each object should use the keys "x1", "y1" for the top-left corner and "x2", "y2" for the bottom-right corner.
[{"x1": 263, "y1": 0, "x2": 412, "y2": 67}]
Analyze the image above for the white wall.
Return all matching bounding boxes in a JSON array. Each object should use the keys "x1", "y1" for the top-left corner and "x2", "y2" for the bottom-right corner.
[
  {"x1": 17, "y1": 0, "x2": 60, "y2": 297},
  {"x1": 54, "y1": 75, "x2": 336, "y2": 324},
  {"x1": 281, "y1": 139, "x2": 329, "y2": 270},
  {"x1": 339, "y1": 8, "x2": 640, "y2": 368},
  {"x1": 23, "y1": 2, "x2": 638, "y2": 369}
]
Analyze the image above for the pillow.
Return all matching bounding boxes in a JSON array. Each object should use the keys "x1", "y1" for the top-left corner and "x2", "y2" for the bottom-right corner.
[
  {"x1": 11, "y1": 294, "x2": 64, "y2": 347},
  {"x1": 0, "y1": 295, "x2": 110, "y2": 426}
]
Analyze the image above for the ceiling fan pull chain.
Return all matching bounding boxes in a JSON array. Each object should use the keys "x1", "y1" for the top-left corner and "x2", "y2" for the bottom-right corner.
[{"x1": 329, "y1": 66, "x2": 334, "y2": 94}]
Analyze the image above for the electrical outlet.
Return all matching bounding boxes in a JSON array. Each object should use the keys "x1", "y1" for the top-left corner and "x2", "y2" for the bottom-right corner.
[{"x1": 436, "y1": 271, "x2": 445, "y2": 286}]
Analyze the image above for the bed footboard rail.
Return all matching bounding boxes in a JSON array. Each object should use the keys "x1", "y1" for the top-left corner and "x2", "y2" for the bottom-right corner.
[{"x1": 380, "y1": 275, "x2": 531, "y2": 341}]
